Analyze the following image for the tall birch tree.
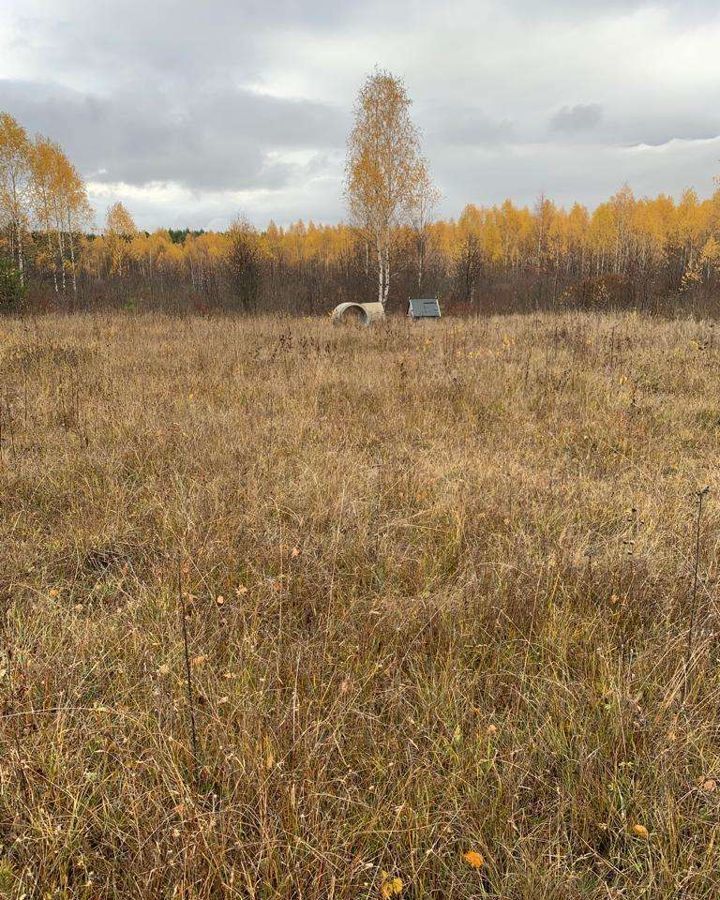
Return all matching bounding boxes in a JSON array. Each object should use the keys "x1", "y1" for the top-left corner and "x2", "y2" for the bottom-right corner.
[
  {"x1": 31, "y1": 138, "x2": 93, "y2": 295},
  {"x1": 0, "y1": 113, "x2": 32, "y2": 287},
  {"x1": 105, "y1": 201, "x2": 137, "y2": 277},
  {"x1": 345, "y1": 70, "x2": 431, "y2": 306},
  {"x1": 409, "y1": 161, "x2": 441, "y2": 291}
]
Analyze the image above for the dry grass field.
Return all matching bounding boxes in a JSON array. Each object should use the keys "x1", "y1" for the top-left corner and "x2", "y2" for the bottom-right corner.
[{"x1": 0, "y1": 311, "x2": 718, "y2": 899}]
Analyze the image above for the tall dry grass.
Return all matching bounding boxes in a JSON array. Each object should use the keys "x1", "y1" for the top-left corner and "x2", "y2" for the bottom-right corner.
[{"x1": 0, "y1": 311, "x2": 718, "y2": 898}]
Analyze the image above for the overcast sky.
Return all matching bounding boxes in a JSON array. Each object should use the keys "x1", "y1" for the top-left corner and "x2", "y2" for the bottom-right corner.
[{"x1": 1, "y1": 0, "x2": 719, "y2": 230}]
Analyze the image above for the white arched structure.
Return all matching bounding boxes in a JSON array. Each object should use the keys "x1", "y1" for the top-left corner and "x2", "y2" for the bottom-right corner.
[{"x1": 331, "y1": 302, "x2": 385, "y2": 326}]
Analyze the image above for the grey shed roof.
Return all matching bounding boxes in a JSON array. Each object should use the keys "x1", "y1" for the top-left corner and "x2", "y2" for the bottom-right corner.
[{"x1": 408, "y1": 298, "x2": 441, "y2": 318}]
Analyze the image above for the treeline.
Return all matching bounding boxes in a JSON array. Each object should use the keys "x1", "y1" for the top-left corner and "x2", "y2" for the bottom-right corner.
[{"x1": 3, "y1": 110, "x2": 720, "y2": 315}]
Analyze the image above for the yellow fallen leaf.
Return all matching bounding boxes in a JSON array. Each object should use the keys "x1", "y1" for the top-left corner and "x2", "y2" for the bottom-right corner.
[
  {"x1": 701, "y1": 778, "x2": 716, "y2": 793},
  {"x1": 631, "y1": 823, "x2": 649, "y2": 839},
  {"x1": 215, "y1": 595, "x2": 225, "y2": 606},
  {"x1": 379, "y1": 872, "x2": 403, "y2": 897},
  {"x1": 191, "y1": 655, "x2": 207, "y2": 668},
  {"x1": 291, "y1": 546, "x2": 301, "y2": 558},
  {"x1": 463, "y1": 850, "x2": 484, "y2": 869}
]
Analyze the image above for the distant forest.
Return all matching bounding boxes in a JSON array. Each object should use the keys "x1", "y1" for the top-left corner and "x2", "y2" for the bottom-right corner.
[{"x1": 3, "y1": 111, "x2": 720, "y2": 316}]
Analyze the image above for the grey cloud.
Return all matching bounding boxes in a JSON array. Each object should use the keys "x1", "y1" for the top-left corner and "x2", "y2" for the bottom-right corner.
[
  {"x1": 423, "y1": 103, "x2": 514, "y2": 147},
  {"x1": 0, "y1": 79, "x2": 347, "y2": 191},
  {"x1": 513, "y1": 0, "x2": 720, "y2": 21},
  {"x1": 546, "y1": 102, "x2": 720, "y2": 146},
  {"x1": 550, "y1": 104, "x2": 603, "y2": 133},
  {"x1": 612, "y1": 114, "x2": 720, "y2": 146},
  {"x1": 8, "y1": 0, "x2": 363, "y2": 88},
  {"x1": 433, "y1": 137, "x2": 720, "y2": 214}
]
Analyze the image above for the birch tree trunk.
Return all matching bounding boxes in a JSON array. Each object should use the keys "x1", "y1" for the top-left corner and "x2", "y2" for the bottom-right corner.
[
  {"x1": 56, "y1": 226, "x2": 67, "y2": 293},
  {"x1": 68, "y1": 229, "x2": 77, "y2": 295},
  {"x1": 382, "y1": 243, "x2": 390, "y2": 306},
  {"x1": 377, "y1": 242, "x2": 383, "y2": 304},
  {"x1": 417, "y1": 234, "x2": 425, "y2": 290},
  {"x1": 66, "y1": 207, "x2": 78, "y2": 295},
  {"x1": 15, "y1": 218, "x2": 24, "y2": 288}
]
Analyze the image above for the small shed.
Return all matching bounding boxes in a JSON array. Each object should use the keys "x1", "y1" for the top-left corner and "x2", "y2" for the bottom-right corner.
[
  {"x1": 331, "y1": 302, "x2": 385, "y2": 326},
  {"x1": 408, "y1": 298, "x2": 441, "y2": 319}
]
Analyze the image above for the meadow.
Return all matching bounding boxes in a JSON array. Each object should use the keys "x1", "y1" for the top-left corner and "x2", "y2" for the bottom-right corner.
[{"x1": 0, "y1": 310, "x2": 718, "y2": 898}]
